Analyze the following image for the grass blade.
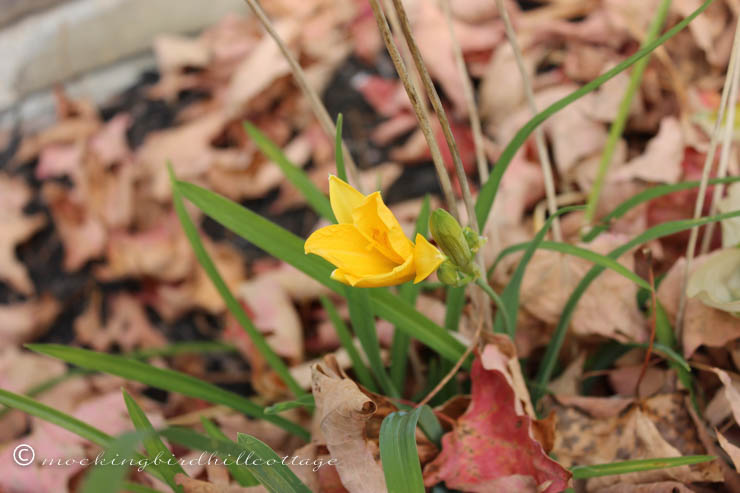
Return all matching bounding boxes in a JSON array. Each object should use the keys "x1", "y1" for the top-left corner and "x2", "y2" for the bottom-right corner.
[
  {"x1": 494, "y1": 206, "x2": 582, "y2": 337},
  {"x1": 583, "y1": 175, "x2": 740, "y2": 242},
  {"x1": 175, "y1": 180, "x2": 466, "y2": 364},
  {"x1": 200, "y1": 417, "x2": 259, "y2": 486},
  {"x1": 244, "y1": 122, "x2": 334, "y2": 221},
  {"x1": 264, "y1": 394, "x2": 316, "y2": 415},
  {"x1": 488, "y1": 240, "x2": 654, "y2": 291},
  {"x1": 159, "y1": 427, "x2": 313, "y2": 493},
  {"x1": 534, "y1": 208, "x2": 740, "y2": 404},
  {"x1": 347, "y1": 287, "x2": 398, "y2": 397},
  {"x1": 26, "y1": 344, "x2": 309, "y2": 440},
  {"x1": 583, "y1": 0, "x2": 671, "y2": 225},
  {"x1": 0, "y1": 387, "x2": 112, "y2": 446},
  {"x1": 320, "y1": 295, "x2": 376, "y2": 390},
  {"x1": 122, "y1": 389, "x2": 186, "y2": 492},
  {"x1": 169, "y1": 166, "x2": 305, "y2": 398},
  {"x1": 390, "y1": 195, "x2": 431, "y2": 391},
  {"x1": 571, "y1": 456, "x2": 715, "y2": 479},
  {"x1": 475, "y1": 0, "x2": 715, "y2": 230},
  {"x1": 380, "y1": 407, "x2": 426, "y2": 493},
  {"x1": 79, "y1": 432, "x2": 144, "y2": 493}
]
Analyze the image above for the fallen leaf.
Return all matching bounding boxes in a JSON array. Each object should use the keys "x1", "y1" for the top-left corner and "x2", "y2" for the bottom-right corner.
[
  {"x1": 311, "y1": 356, "x2": 387, "y2": 493},
  {"x1": 0, "y1": 174, "x2": 47, "y2": 294},
  {"x1": 423, "y1": 347, "x2": 570, "y2": 492},
  {"x1": 614, "y1": 117, "x2": 684, "y2": 184},
  {"x1": 658, "y1": 255, "x2": 740, "y2": 357},
  {"x1": 0, "y1": 295, "x2": 60, "y2": 346}
]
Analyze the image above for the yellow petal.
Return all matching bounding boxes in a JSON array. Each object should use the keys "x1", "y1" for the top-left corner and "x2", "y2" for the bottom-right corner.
[
  {"x1": 329, "y1": 175, "x2": 365, "y2": 224},
  {"x1": 352, "y1": 192, "x2": 414, "y2": 264},
  {"x1": 413, "y1": 234, "x2": 446, "y2": 283},
  {"x1": 305, "y1": 224, "x2": 398, "y2": 277},
  {"x1": 340, "y1": 255, "x2": 416, "y2": 287}
]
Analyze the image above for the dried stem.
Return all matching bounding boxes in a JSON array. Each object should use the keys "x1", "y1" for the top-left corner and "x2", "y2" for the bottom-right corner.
[
  {"x1": 241, "y1": 0, "x2": 362, "y2": 190},
  {"x1": 495, "y1": 0, "x2": 562, "y2": 241},
  {"x1": 417, "y1": 314, "x2": 484, "y2": 408},
  {"x1": 367, "y1": 0, "x2": 460, "y2": 219},
  {"x1": 440, "y1": 0, "x2": 489, "y2": 182},
  {"x1": 677, "y1": 18, "x2": 740, "y2": 336},
  {"x1": 389, "y1": 0, "x2": 478, "y2": 232},
  {"x1": 700, "y1": 51, "x2": 740, "y2": 253},
  {"x1": 387, "y1": 0, "x2": 494, "y2": 333}
]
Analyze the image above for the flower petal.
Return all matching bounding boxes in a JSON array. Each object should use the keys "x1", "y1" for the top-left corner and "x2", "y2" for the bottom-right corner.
[
  {"x1": 340, "y1": 255, "x2": 416, "y2": 287},
  {"x1": 352, "y1": 192, "x2": 414, "y2": 264},
  {"x1": 329, "y1": 175, "x2": 365, "y2": 224},
  {"x1": 305, "y1": 224, "x2": 399, "y2": 277},
  {"x1": 687, "y1": 248, "x2": 740, "y2": 313},
  {"x1": 413, "y1": 234, "x2": 446, "y2": 283}
]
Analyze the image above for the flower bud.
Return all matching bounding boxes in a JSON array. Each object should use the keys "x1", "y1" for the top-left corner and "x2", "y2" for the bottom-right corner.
[
  {"x1": 463, "y1": 227, "x2": 486, "y2": 253},
  {"x1": 430, "y1": 209, "x2": 473, "y2": 269},
  {"x1": 437, "y1": 260, "x2": 464, "y2": 287}
]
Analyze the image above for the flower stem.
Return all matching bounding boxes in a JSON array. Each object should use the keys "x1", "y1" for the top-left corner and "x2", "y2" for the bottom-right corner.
[{"x1": 475, "y1": 278, "x2": 513, "y2": 336}]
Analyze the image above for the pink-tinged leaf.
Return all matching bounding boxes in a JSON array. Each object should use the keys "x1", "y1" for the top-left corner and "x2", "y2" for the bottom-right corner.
[{"x1": 423, "y1": 356, "x2": 571, "y2": 493}]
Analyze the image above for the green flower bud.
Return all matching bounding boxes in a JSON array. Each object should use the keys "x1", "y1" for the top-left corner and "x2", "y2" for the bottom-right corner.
[
  {"x1": 437, "y1": 260, "x2": 465, "y2": 287},
  {"x1": 430, "y1": 209, "x2": 473, "y2": 269},
  {"x1": 463, "y1": 227, "x2": 486, "y2": 253}
]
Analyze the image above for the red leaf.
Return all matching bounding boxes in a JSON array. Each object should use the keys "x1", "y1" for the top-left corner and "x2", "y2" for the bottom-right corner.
[{"x1": 423, "y1": 357, "x2": 571, "y2": 493}]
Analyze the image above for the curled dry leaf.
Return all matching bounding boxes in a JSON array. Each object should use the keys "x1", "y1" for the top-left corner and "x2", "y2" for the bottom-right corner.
[
  {"x1": 423, "y1": 339, "x2": 570, "y2": 493},
  {"x1": 311, "y1": 356, "x2": 387, "y2": 493},
  {"x1": 614, "y1": 117, "x2": 684, "y2": 184}
]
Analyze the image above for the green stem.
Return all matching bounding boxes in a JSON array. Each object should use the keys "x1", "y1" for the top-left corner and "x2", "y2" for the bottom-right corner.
[
  {"x1": 583, "y1": 0, "x2": 672, "y2": 227},
  {"x1": 474, "y1": 278, "x2": 513, "y2": 336}
]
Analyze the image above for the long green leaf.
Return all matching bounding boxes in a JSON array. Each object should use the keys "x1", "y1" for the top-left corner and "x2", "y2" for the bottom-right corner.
[
  {"x1": 80, "y1": 432, "x2": 144, "y2": 493},
  {"x1": 244, "y1": 122, "x2": 334, "y2": 221},
  {"x1": 175, "y1": 180, "x2": 466, "y2": 364},
  {"x1": 26, "y1": 344, "x2": 309, "y2": 440},
  {"x1": 200, "y1": 418, "x2": 259, "y2": 486},
  {"x1": 475, "y1": 0, "x2": 715, "y2": 230},
  {"x1": 264, "y1": 394, "x2": 316, "y2": 415},
  {"x1": 534, "y1": 208, "x2": 740, "y2": 403},
  {"x1": 122, "y1": 389, "x2": 186, "y2": 492},
  {"x1": 583, "y1": 175, "x2": 740, "y2": 242},
  {"x1": 320, "y1": 296, "x2": 375, "y2": 390},
  {"x1": 347, "y1": 287, "x2": 398, "y2": 397},
  {"x1": 571, "y1": 456, "x2": 715, "y2": 479},
  {"x1": 380, "y1": 407, "x2": 426, "y2": 493},
  {"x1": 0, "y1": 388, "x2": 112, "y2": 446},
  {"x1": 159, "y1": 427, "x2": 312, "y2": 493},
  {"x1": 390, "y1": 195, "x2": 431, "y2": 391},
  {"x1": 494, "y1": 206, "x2": 582, "y2": 337},
  {"x1": 0, "y1": 389, "x2": 167, "y2": 487},
  {"x1": 169, "y1": 165, "x2": 305, "y2": 398},
  {"x1": 124, "y1": 482, "x2": 163, "y2": 493},
  {"x1": 488, "y1": 240, "x2": 651, "y2": 291}
]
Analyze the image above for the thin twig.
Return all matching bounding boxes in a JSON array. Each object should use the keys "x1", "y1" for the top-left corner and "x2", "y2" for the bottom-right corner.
[
  {"x1": 677, "y1": 18, "x2": 740, "y2": 336},
  {"x1": 390, "y1": 0, "x2": 477, "y2": 232},
  {"x1": 367, "y1": 0, "x2": 460, "y2": 219},
  {"x1": 701, "y1": 51, "x2": 740, "y2": 253},
  {"x1": 417, "y1": 314, "x2": 484, "y2": 408},
  {"x1": 240, "y1": 0, "x2": 362, "y2": 190},
  {"x1": 495, "y1": 0, "x2": 562, "y2": 242},
  {"x1": 440, "y1": 0, "x2": 489, "y2": 183}
]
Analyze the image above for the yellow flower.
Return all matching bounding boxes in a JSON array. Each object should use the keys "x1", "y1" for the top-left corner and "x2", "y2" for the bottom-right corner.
[{"x1": 304, "y1": 176, "x2": 445, "y2": 287}]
